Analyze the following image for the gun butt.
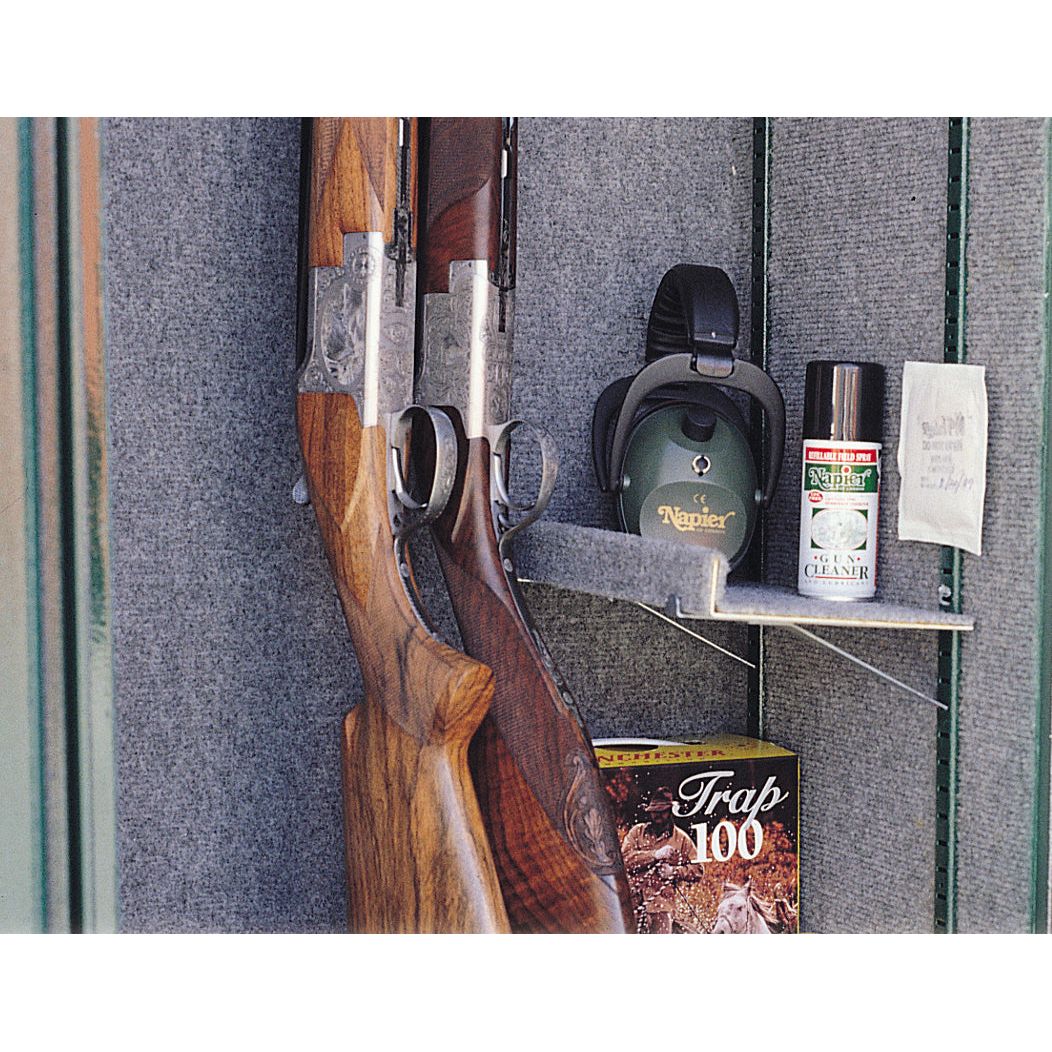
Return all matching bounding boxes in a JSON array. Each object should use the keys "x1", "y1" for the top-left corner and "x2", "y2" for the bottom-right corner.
[
  {"x1": 342, "y1": 662, "x2": 507, "y2": 934},
  {"x1": 437, "y1": 438, "x2": 635, "y2": 933},
  {"x1": 298, "y1": 391, "x2": 510, "y2": 932}
]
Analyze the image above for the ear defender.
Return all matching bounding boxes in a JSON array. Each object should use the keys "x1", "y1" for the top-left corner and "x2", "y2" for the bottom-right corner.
[{"x1": 592, "y1": 264, "x2": 785, "y2": 570}]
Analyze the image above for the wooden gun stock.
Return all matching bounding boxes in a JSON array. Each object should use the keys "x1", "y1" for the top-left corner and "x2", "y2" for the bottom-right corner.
[
  {"x1": 308, "y1": 117, "x2": 416, "y2": 264},
  {"x1": 299, "y1": 118, "x2": 509, "y2": 933},
  {"x1": 417, "y1": 118, "x2": 635, "y2": 933},
  {"x1": 418, "y1": 117, "x2": 501, "y2": 294},
  {"x1": 436, "y1": 438, "x2": 635, "y2": 933}
]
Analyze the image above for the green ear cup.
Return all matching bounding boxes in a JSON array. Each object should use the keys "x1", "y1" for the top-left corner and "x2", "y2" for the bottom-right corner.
[{"x1": 618, "y1": 404, "x2": 758, "y2": 569}]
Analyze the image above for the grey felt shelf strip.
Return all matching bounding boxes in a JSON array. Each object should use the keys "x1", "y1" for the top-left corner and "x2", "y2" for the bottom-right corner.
[
  {"x1": 511, "y1": 520, "x2": 724, "y2": 615},
  {"x1": 513, "y1": 520, "x2": 974, "y2": 631}
]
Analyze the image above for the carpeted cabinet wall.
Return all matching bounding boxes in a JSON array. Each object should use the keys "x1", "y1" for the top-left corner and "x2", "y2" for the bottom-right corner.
[{"x1": 100, "y1": 118, "x2": 1051, "y2": 933}]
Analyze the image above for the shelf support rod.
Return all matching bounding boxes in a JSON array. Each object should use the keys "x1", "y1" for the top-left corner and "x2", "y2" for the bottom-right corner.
[
  {"x1": 633, "y1": 601, "x2": 945, "y2": 708},
  {"x1": 779, "y1": 624, "x2": 945, "y2": 710}
]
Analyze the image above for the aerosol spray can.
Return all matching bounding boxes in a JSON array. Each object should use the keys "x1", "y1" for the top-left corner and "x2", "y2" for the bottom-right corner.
[{"x1": 798, "y1": 361, "x2": 885, "y2": 600}]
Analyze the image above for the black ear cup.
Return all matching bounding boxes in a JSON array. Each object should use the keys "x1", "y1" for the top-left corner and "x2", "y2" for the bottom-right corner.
[{"x1": 591, "y1": 375, "x2": 634, "y2": 492}]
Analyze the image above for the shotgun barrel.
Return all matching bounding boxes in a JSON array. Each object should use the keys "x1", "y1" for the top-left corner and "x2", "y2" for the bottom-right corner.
[
  {"x1": 415, "y1": 117, "x2": 635, "y2": 933},
  {"x1": 297, "y1": 118, "x2": 510, "y2": 933}
]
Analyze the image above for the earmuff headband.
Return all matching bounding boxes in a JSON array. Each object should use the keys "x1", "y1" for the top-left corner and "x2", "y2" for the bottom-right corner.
[{"x1": 645, "y1": 264, "x2": 739, "y2": 363}]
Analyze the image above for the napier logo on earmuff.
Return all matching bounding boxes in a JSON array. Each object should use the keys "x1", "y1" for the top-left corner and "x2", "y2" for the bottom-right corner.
[
  {"x1": 656, "y1": 503, "x2": 737, "y2": 533},
  {"x1": 591, "y1": 264, "x2": 785, "y2": 571}
]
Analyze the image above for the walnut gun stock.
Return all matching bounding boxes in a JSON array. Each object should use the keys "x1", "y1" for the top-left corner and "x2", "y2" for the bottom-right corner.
[
  {"x1": 415, "y1": 118, "x2": 635, "y2": 933},
  {"x1": 297, "y1": 118, "x2": 509, "y2": 933}
]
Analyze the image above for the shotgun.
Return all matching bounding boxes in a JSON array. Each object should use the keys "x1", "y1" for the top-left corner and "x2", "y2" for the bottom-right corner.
[
  {"x1": 415, "y1": 117, "x2": 635, "y2": 932},
  {"x1": 297, "y1": 117, "x2": 510, "y2": 933}
]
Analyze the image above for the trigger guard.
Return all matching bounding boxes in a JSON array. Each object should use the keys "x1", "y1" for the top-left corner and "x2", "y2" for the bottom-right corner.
[
  {"x1": 389, "y1": 405, "x2": 458, "y2": 534},
  {"x1": 489, "y1": 419, "x2": 559, "y2": 538}
]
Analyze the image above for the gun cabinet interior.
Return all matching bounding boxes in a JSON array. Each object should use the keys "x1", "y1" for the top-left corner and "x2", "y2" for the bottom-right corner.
[{"x1": 8, "y1": 118, "x2": 1048, "y2": 933}]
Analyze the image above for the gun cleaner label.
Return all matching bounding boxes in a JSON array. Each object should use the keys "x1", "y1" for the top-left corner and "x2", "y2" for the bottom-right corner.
[{"x1": 798, "y1": 441, "x2": 880, "y2": 599}]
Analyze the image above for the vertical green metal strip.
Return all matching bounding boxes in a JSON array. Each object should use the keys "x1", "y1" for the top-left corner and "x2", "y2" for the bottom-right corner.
[
  {"x1": 30, "y1": 118, "x2": 76, "y2": 933},
  {"x1": 1032, "y1": 117, "x2": 1052, "y2": 933},
  {"x1": 60, "y1": 118, "x2": 119, "y2": 933},
  {"x1": 747, "y1": 117, "x2": 771, "y2": 740},
  {"x1": 55, "y1": 117, "x2": 84, "y2": 931},
  {"x1": 19, "y1": 117, "x2": 48, "y2": 931},
  {"x1": 934, "y1": 117, "x2": 968, "y2": 934},
  {"x1": 20, "y1": 118, "x2": 47, "y2": 930}
]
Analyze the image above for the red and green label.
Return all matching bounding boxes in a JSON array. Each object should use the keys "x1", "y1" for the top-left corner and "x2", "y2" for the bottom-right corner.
[
  {"x1": 804, "y1": 462, "x2": 878, "y2": 494},
  {"x1": 798, "y1": 441, "x2": 882, "y2": 599}
]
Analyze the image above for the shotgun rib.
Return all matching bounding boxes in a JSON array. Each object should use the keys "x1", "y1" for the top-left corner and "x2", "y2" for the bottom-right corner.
[
  {"x1": 415, "y1": 118, "x2": 635, "y2": 933},
  {"x1": 297, "y1": 118, "x2": 509, "y2": 933}
]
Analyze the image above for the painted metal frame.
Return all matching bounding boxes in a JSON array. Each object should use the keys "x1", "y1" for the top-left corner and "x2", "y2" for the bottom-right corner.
[
  {"x1": 0, "y1": 118, "x2": 117, "y2": 933},
  {"x1": 747, "y1": 117, "x2": 771, "y2": 742},
  {"x1": 1034, "y1": 117, "x2": 1052, "y2": 934},
  {"x1": 933, "y1": 117, "x2": 968, "y2": 934}
]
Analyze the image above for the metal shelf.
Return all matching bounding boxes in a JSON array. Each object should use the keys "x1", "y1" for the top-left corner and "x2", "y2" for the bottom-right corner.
[{"x1": 513, "y1": 521, "x2": 974, "y2": 633}]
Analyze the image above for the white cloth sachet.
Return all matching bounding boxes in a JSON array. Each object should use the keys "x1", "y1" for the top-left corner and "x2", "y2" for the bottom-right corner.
[{"x1": 896, "y1": 361, "x2": 988, "y2": 555}]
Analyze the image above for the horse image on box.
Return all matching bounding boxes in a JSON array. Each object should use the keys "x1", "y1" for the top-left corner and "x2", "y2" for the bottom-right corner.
[
  {"x1": 595, "y1": 735, "x2": 800, "y2": 934},
  {"x1": 712, "y1": 878, "x2": 798, "y2": 934}
]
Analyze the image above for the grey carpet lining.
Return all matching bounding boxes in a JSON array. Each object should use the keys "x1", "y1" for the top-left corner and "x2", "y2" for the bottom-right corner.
[
  {"x1": 105, "y1": 119, "x2": 348, "y2": 932},
  {"x1": 101, "y1": 117, "x2": 1047, "y2": 932},
  {"x1": 954, "y1": 118, "x2": 1048, "y2": 933},
  {"x1": 761, "y1": 119, "x2": 948, "y2": 932},
  {"x1": 507, "y1": 122, "x2": 756, "y2": 774}
]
